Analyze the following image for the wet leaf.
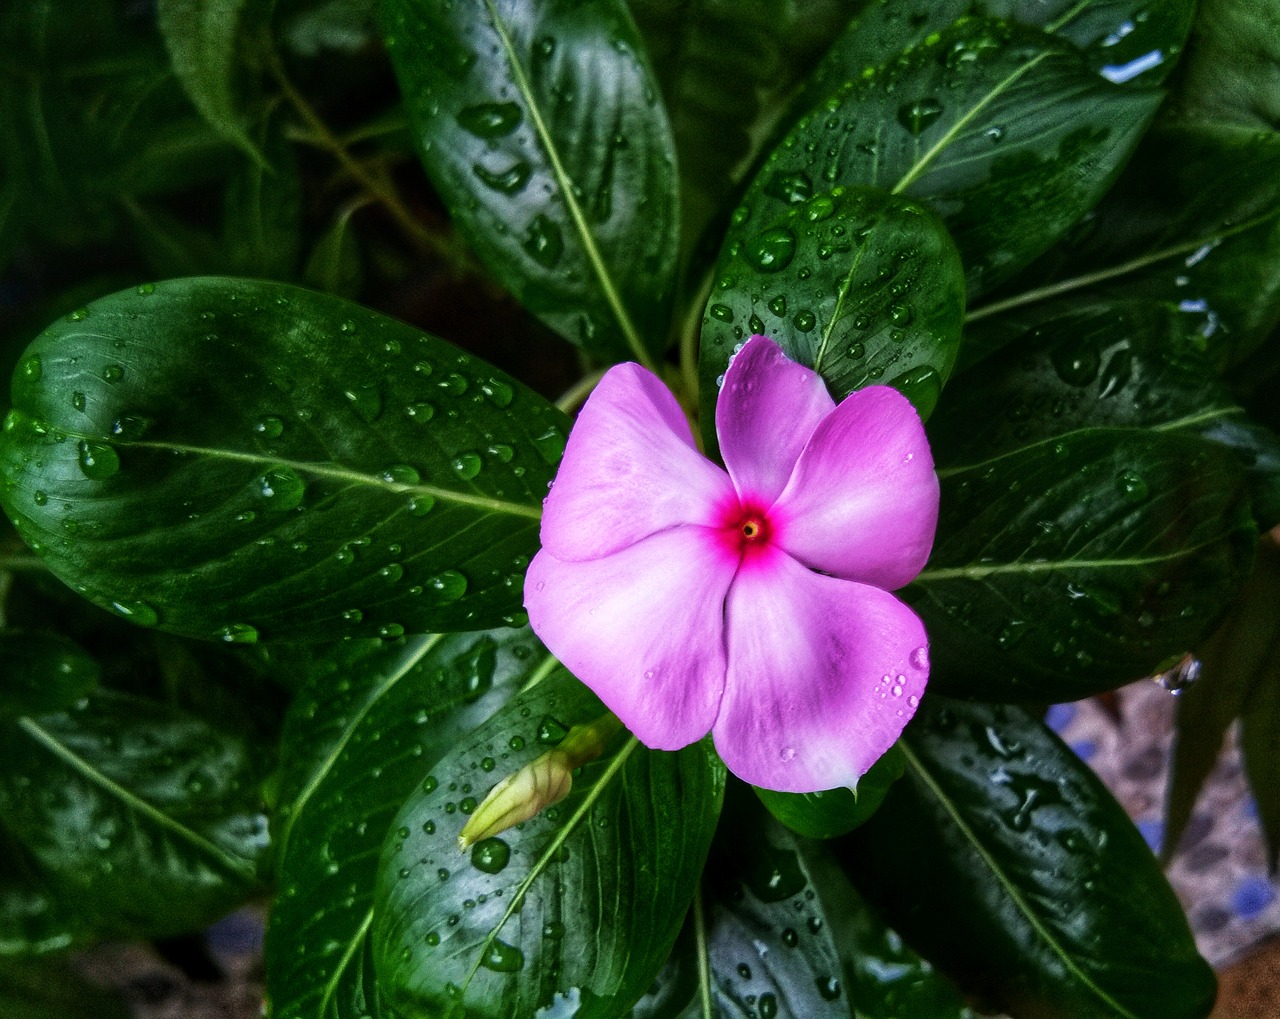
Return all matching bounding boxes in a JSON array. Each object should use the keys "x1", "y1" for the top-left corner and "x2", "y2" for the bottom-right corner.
[
  {"x1": 0, "y1": 278, "x2": 566, "y2": 642},
  {"x1": 267, "y1": 628, "x2": 544, "y2": 1019},
  {"x1": 739, "y1": 15, "x2": 1161, "y2": 299},
  {"x1": 373, "y1": 670, "x2": 725, "y2": 1018},
  {"x1": 0, "y1": 632, "x2": 100, "y2": 721},
  {"x1": 0, "y1": 692, "x2": 269, "y2": 941},
  {"x1": 382, "y1": 0, "x2": 679, "y2": 364},
  {"x1": 843, "y1": 696, "x2": 1217, "y2": 1019},
  {"x1": 755, "y1": 743, "x2": 905, "y2": 840},
  {"x1": 1169, "y1": 0, "x2": 1280, "y2": 130},
  {"x1": 699, "y1": 185, "x2": 964, "y2": 450}
]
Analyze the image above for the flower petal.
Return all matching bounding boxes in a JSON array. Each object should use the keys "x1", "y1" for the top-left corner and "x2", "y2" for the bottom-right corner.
[
  {"x1": 542, "y1": 363, "x2": 733, "y2": 562},
  {"x1": 716, "y1": 335, "x2": 836, "y2": 505},
  {"x1": 772, "y1": 385, "x2": 938, "y2": 589},
  {"x1": 714, "y1": 547, "x2": 928, "y2": 792},
  {"x1": 524, "y1": 527, "x2": 734, "y2": 750}
]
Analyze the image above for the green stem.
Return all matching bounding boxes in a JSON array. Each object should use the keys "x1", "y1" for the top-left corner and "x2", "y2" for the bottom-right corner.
[{"x1": 555, "y1": 370, "x2": 607, "y2": 414}]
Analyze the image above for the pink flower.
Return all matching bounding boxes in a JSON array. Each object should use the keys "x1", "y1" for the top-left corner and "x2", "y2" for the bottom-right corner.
[{"x1": 524, "y1": 336, "x2": 939, "y2": 793}]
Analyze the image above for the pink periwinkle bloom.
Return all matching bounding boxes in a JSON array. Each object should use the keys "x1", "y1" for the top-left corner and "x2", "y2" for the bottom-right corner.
[{"x1": 524, "y1": 335, "x2": 939, "y2": 793}]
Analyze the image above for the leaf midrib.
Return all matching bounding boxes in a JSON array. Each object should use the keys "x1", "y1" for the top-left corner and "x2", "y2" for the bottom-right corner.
[
  {"x1": 17, "y1": 716, "x2": 257, "y2": 882},
  {"x1": 480, "y1": 0, "x2": 655, "y2": 371},
  {"x1": 899, "y1": 740, "x2": 1139, "y2": 1019}
]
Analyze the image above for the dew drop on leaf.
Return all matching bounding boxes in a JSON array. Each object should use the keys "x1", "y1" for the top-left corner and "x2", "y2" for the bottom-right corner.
[
  {"x1": 219, "y1": 623, "x2": 259, "y2": 644},
  {"x1": 480, "y1": 938, "x2": 524, "y2": 972},
  {"x1": 254, "y1": 416, "x2": 285, "y2": 439},
  {"x1": 456, "y1": 101, "x2": 523, "y2": 137},
  {"x1": 480, "y1": 378, "x2": 514, "y2": 408},
  {"x1": 111, "y1": 600, "x2": 158, "y2": 627},
  {"x1": 428, "y1": 570, "x2": 468, "y2": 602},
  {"x1": 450, "y1": 453, "x2": 482, "y2": 480},
  {"x1": 77, "y1": 441, "x2": 120, "y2": 480},
  {"x1": 896, "y1": 97, "x2": 943, "y2": 134},
  {"x1": 523, "y1": 214, "x2": 564, "y2": 268},
  {"x1": 744, "y1": 227, "x2": 797, "y2": 273},
  {"x1": 381, "y1": 463, "x2": 421, "y2": 485}
]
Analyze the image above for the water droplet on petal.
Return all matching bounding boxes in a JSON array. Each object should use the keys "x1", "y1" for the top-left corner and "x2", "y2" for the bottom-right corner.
[{"x1": 909, "y1": 645, "x2": 930, "y2": 671}]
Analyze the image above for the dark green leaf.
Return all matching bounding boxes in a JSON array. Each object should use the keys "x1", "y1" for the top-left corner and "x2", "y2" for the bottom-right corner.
[
  {"x1": 628, "y1": 0, "x2": 866, "y2": 262},
  {"x1": 304, "y1": 203, "x2": 367, "y2": 298},
  {"x1": 909, "y1": 428, "x2": 1256, "y2": 702},
  {"x1": 222, "y1": 116, "x2": 304, "y2": 279},
  {"x1": 1166, "y1": 540, "x2": 1280, "y2": 863},
  {"x1": 699, "y1": 185, "x2": 964, "y2": 450},
  {"x1": 755, "y1": 744, "x2": 904, "y2": 840},
  {"x1": 1170, "y1": 0, "x2": 1280, "y2": 130},
  {"x1": 381, "y1": 0, "x2": 679, "y2": 364},
  {"x1": 0, "y1": 825, "x2": 93, "y2": 955},
  {"x1": 267, "y1": 627, "x2": 548, "y2": 1019},
  {"x1": 0, "y1": 692, "x2": 269, "y2": 940},
  {"x1": 843, "y1": 696, "x2": 1216, "y2": 1019},
  {"x1": 738, "y1": 16, "x2": 1161, "y2": 299},
  {"x1": 0, "y1": 633, "x2": 99, "y2": 720},
  {"x1": 279, "y1": 0, "x2": 380, "y2": 56},
  {"x1": 0, "y1": 955, "x2": 129, "y2": 1019},
  {"x1": 157, "y1": 0, "x2": 265, "y2": 162},
  {"x1": 973, "y1": 123, "x2": 1280, "y2": 369},
  {"x1": 803, "y1": 0, "x2": 1193, "y2": 104},
  {"x1": 0, "y1": 277, "x2": 567, "y2": 642},
  {"x1": 1241, "y1": 647, "x2": 1280, "y2": 869},
  {"x1": 373, "y1": 670, "x2": 725, "y2": 1018}
]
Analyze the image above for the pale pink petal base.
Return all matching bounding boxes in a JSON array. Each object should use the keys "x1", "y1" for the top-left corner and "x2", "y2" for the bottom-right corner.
[
  {"x1": 714, "y1": 546, "x2": 929, "y2": 793},
  {"x1": 716, "y1": 336, "x2": 835, "y2": 505},
  {"x1": 773, "y1": 385, "x2": 938, "y2": 590},
  {"x1": 524, "y1": 527, "x2": 734, "y2": 751},
  {"x1": 541, "y1": 364, "x2": 733, "y2": 562}
]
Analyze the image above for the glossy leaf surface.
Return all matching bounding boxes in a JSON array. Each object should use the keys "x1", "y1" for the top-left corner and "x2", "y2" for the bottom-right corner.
[
  {"x1": 381, "y1": 0, "x2": 678, "y2": 363},
  {"x1": 844, "y1": 696, "x2": 1216, "y2": 1019},
  {"x1": 0, "y1": 278, "x2": 567, "y2": 642},
  {"x1": 699, "y1": 186, "x2": 964, "y2": 448},
  {"x1": 0, "y1": 692, "x2": 269, "y2": 940},
  {"x1": 755, "y1": 744, "x2": 905, "y2": 840},
  {"x1": 1171, "y1": 0, "x2": 1280, "y2": 129},
  {"x1": 736, "y1": 16, "x2": 1161, "y2": 299},
  {"x1": 975, "y1": 123, "x2": 1280, "y2": 370},
  {"x1": 373, "y1": 670, "x2": 725, "y2": 1018},
  {"x1": 267, "y1": 627, "x2": 547, "y2": 1019},
  {"x1": 0, "y1": 632, "x2": 99, "y2": 720}
]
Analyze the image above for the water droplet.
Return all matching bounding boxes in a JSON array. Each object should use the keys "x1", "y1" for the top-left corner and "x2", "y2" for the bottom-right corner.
[
  {"x1": 219, "y1": 622, "x2": 259, "y2": 644},
  {"x1": 767, "y1": 296, "x2": 787, "y2": 317},
  {"x1": 344, "y1": 382, "x2": 383, "y2": 421},
  {"x1": 407, "y1": 494, "x2": 436, "y2": 516},
  {"x1": 254, "y1": 416, "x2": 285, "y2": 439},
  {"x1": 815, "y1": 976, "x2": 842, "y2": 1000},
  {"x1": 450, "y1": 453, "x2": 482, "y2": 480},
  {"x1": 257, "y1": 466, "x2": 306, "y2": 511},
  {"x1": 794, "y1": 310, "x2": 816, "y2": 332},
  {"x1": 473, "y1": 161, "x2": 531, "y2": 194},
  {"x1": 378, "y1": 563, "x2": 404, "y2": 584},
  {"x1": 470, "y1": 837, "x2": 511, "y2": 874},
  {"x1": 897, "y1": 97, "x2": 944, "y2": 134},
  {"x1": 137, "y1": 282, "x2": 156, "y2": 295},
  {"x1": 887, "y1": 365, "x2": 942, "y2": 418},
  {"x1": 111, "y1": 600, "x2": 158, "y2": 627},
  {"x1": 68, "y1": 307, "x2": 89, "y2": 322},
  {"x1": 1155, "y1": 653, "x2": 1201, "y2": 695},
  {"x1": 20, "y1": 355, "x2": 42, "y2": 381},
  {"x1": 781, "y1": 927, "x2": 799, "y2": 947},
  {"x1": 111, "y1": 414, "x2": 149, "y2": 440},
  {"x1": 78, "y1": 441, "x2": 120, "y2": 479},
  {"x1": 457, "y1": 101, "x2": 523, "y2": 137},
  {"x1": 909, "y1": 645, "x2": 930, "y2": 671},
  {"x1": 765, "y1": 171, "x2": 812, "y2": 204},
  {"x1": 101, "y1": 364, "x2": 124, "y2": 384},
  {"x1": 709, "y1": 303, "x2": 734, "y2": 323},
  {"x1": 1116, "y1": 469, "x2": 1147, "y2": 502},
  {"x1": 759, "y1": 992, "x2": 779, "y2": 1018},
  {"x1": 428, "y1": 570, "x2": 468, "y2": 602},
  {"x1": 536, "y1": 716, "x2": 569, "y2": 745},
  {"x1": 487, "y1": 443, "x2": 514, "y2": 463},
  {"x1": 1051, "y1": 342, "x2": 1100, "y2": 386},
  {"x1": 480, "y1": 938, "x2": 524, "y2": 973},
  {"x1": 889, "y1": 302, "x2": 913, "y2": 326},
  {"x1": 341, "y1": 609, "x2": 363, "y2": 624},
  {"x1": 532, "y1": 426, "x2": 566, "y2": 464},
  {"x1": 32, "y1": 490, "x2": 47, "y2": 506},
  {"x1": 480, "y1": 378, "x2": 514, "y2": 408},
  {"x1": 523, "y1": 214, "x2": 564, "y2": 267},
  {"x1": 780, "y1": 746, "x2": 796, "y2": 762},
  {"x1": 744, "y1": 227, "x2": 797, "y2": 274},
  {"x1": 71, "y1": 391, "x2": 86, "y2": 412},
  {"x1": 542, "y1": 920, "x2": 564, "y2": 939},
  {"x1": 846, "y1": 341, "x2": 865, "y2": 360},
  {"x1": 379, "y1": 623, "x2": 405, "y2": 639},
  {"x1": 381, "y1": 463, "x2": 421, "y2": 486},
  {"x1": 437, "y1": 373, "x2": 468, "y2": 396}
]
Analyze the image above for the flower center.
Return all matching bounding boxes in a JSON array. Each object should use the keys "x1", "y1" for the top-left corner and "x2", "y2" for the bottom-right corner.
[{"x1": 739, "y1": 517, "x2": 766, "y2": 542}]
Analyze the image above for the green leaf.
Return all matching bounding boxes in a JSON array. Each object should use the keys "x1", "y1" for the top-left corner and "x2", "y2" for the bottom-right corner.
[
  {"x1": 0, "y1": 691, "x2": 269, "y2": 941},
  {"x1": 698, "y1": 185, "x2": 964, "y2": 449},
  {"x1": 0, "y1": 633, "x2": 99, "y2": 720},
  {"x1": 755, "y1": 744, "x2": 905, "y2": 840},
  {"x1": 0, "y1": 825, "x2": 93, "y2": 955},
  {"x1": 266, "y1": 627, "x2": 548, "y2": 1019},
  {"x1": 304, "y1": 203, "x2": 367, "y2": 298},
  {"x1": 381, "y1": 0, "x2": 679, "y2": 365},
  {"x1": 843, "y1": 696, "x2": 1217, "y2": 1019},
  {"x1": 973, "y1": 123, "x2": 1280, "y2": 370},
  {"x1": 0, "y1": 955, "x2": 129, "y2": 1019},
  {"x1": 373, "y1": 670, "x2": 725, "y2": 1018},
  {"x1": 627, "y1": 0, "x2": 866, "y2": 264},
  {"x1": 909, "y1": 427, "x2": 1256, "y2": 702},
  {"x1": 1170, "y1": 0, "x2": 1280, "y2": 130},
  {"x1": 222, "y1": 115, "x2": 304, "y2": 278},
  {"x1": 803, "y1": 0, "x2": 1194, "y2": 104},
  {"x1": 1241, "y1": 647, "x2": 1280, "y2": 868},
  {"x1": 157, "y1": 0, "x2": 265, "y2": 163},
  {"x1": 1165, "y1": 539, "x2": 1280, "y2": 864},
  {"x1": 0, "y1": 277, "x2": 567, "y2": 642},
  {"x1": 633, "y1": 783, "x2": 977, "y2": 1019},
  {"x1": 738, "y1": 15, "x2": 1162, "y2": 300}
]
